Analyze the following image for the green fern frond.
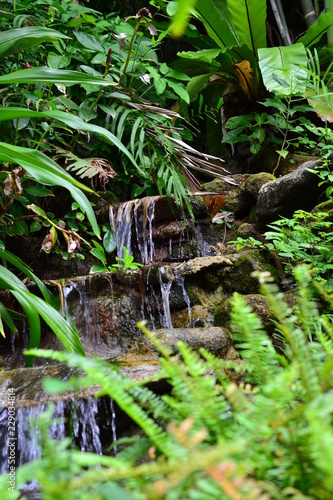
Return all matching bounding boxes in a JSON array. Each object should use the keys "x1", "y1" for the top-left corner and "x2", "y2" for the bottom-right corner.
[
  {"x1": 319, "y1": 315, "x2": 333, "y2": 354},
  {"x1": 230, "y1": 292, "x2": 278, "y2": 384}
]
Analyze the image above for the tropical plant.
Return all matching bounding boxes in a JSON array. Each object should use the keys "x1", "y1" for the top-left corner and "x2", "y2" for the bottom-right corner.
[
  {"x1": 90, "y1": 243, "x2": 143, "y2": 273},
  {"x1": 1, "y1": 265, "x2": 333, "y2": 498},
  {"x1": 163, "y1": 0, "x2": 333, "y2": 159}
]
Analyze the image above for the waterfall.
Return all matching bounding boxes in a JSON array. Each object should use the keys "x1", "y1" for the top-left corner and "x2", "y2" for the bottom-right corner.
[
  {"x1": 0, "y1": 396, "x2": 118, "y2": 472},
  {"x1": 175, "y1": 272, "x2": 193, "y2": 327},
  {"x1": 158, "y1": 267, "x2": 174, "y2": 329}
]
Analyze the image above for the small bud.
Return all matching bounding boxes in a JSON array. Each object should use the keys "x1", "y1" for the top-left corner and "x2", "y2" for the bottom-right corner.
[
  {"x1": 106, "y1": 48, "x2": 112, "y2": 66},
  {"x1": 25, "y1": 62, "x2": 31, "y2": 68}
]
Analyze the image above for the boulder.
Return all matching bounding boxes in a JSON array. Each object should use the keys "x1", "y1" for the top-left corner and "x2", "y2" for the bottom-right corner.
[
  {"x1": 256, "y1": 160, "x2": 325, "y2": 223},
  {"x1": 145, "y1": 326, "x2": 233, "y2": 358}
]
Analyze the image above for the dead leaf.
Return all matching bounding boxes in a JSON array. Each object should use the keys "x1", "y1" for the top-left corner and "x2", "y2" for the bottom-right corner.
[
  {"x1": 41, "y1": 228, "x2": 57, "y2": 253},
  {"x1": 3, "y1": 167, "x2": 24, "y2": 197},
  {"x1": 234, "y1": 60, "x2": 258, "y2": 99},
  {"x1": 147, "y1": 23, "x2": 157, "y2": 36},
  {"x1": 67, "y1": 231, "x2": 81, "y2": 254},
  {"x1": 203, "y1": 194, "x2": 225, "y2": 218},
  {"x1": 304, "y1": 87, "x2": 333, "y2": 123}
]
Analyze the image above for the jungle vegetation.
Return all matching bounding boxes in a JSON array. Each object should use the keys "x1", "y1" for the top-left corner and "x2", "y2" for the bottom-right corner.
[{"x1": 0, "y1": 0, "x2": 333, "y2": 498}]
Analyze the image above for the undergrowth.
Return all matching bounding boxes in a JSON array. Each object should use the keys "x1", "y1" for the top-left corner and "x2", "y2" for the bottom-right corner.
[{"x1": 1, "y1": 265, "x2": 333, "y2": 499}]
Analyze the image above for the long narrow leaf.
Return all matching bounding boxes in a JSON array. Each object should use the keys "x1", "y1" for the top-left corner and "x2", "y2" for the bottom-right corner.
[
  {"x1": 11, "y1": 290, "x2": 41, "y2": 367},
  {"x1": 14, "y1": 289, "x2": 85, "y2": 356},
  {"x1": 0, "y1": 142, "x2": 100, "y2": 238},
  {"x1": 0, "y1": 265, "x2": 85, "y2": 362},
  {"x1": 0, "y1": 67, "x2": 115, "y2": 87},
  {"x1": 0, "y1": 27, "x2": 70, "y2": 58},
  {"x1": 0, "y1": 108, "x2": 143, "y2": 175},
  {"x1": 0, "y1": 301, "x2": 17, "y2": 336},
  {"x1": 298, "y1": 11, "x2": 333, "y2": 48},
  {"x1": 0, "y1": 247, "x2": 54, "y2": 304}
]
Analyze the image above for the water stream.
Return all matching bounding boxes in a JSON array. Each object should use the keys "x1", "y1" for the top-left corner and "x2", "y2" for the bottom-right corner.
[{"x1": 0, "y1": 195, "x2": 218, "y2": 474}]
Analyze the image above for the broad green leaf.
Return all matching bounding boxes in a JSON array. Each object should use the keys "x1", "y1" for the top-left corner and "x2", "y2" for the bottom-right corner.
[
  {"x1": 148, "y1": 67, "x2": 167, "y2": 95},
  {"x1": 298, "y1": 11, "x2": 333, "y2": 48},
  {"x1": 159, "y1": 63, "x2": 191, "y2": 81},
  {"x1": 25, "y1": 185, "x2": 54, "y2": 197},
  {"x1": 0, "y1": 27, "x2": 70, "y2": 58},
  {"x1": 177, "y1": 48, "x2": 221, "y2": 63},
  {"x1": 91, "y1": 247, "x2": 106, "y2": 262},
  {"x1": 30, "y1": 221, "x2": 42, "y2": 233},
  {"x1": 90, "y1": 263, "x2": 108, "y2": 273},
  {"x1": 26, "y1": 204, "x2": 48, "y2": 218},
  {"x1": 0, "y1": 67, "x2": 115, "y2": 87},
  {"x1": 73, "y1": 32, "x2": 103, "y2": 52},
  {"x1": 12, "y1": 219, "x2": 29, "y2": 237},
  {"x1": 186, "y1": 74, "x2": 211, "y2": 102},
  {"x1": 103, "y1": 228, "x2": 117, "y2": 253},
  {"x1": 258, "y1": 44, "x2": 308, "y2": 96},
  {"x1": 193, "y1": 0, "x2": 240, "y2": 51},
  {"x1": 47, "y1": 53, "x2": 71, "y2": 69},
  {"x1": 227, "y1": 0, "x2": 267, "y2": 54},
  {"x1": 167, "y1": 80, "x2": 190, "y2": 103}
]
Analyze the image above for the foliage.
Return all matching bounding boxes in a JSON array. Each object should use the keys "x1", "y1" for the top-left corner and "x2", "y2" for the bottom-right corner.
[
  {"x1": 1, "y1": 265, "x2": 333, "y2": 498},
  {"x1": 234, "y1": 210, "x2": 333, "y2": 290},
  {"x1": 0, "y1": 0, "x2": 230, "y2": 261},
  {"x1": 222, "y1": 94, "x2": 332, "y2": 172},
  {"x1": 307, "y1": 157, "x2": 333, "y2": 200},
  {"x1": 90, "y1": 243, "x2": 143, "y2": 273},
  {"x1": 166, "y1": 0, "x2": 333, "y2": 161},
  {"x1": 0, "y1": 240, "x2": 84, "y2": 366}
]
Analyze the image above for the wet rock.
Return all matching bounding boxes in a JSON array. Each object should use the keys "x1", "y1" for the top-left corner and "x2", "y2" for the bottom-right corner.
[
  {"x1": 256, "y1": 160, "x2": 325, "y2": 223},
  {"x1": 175, "y1": 255, "x2": 233, "y2": 276},
  {"x1": 214, "y1": 293, "x2": 275, "y2": 336},
  {"x1": 172, "y1": 305, "x2": 214, "y2": 328},
  {"x1": 201, "y1": 175, "x2": 253, "y2": 217},
  {"x1": 145, "y1": 327, "x2": 233, "y2": 358}
]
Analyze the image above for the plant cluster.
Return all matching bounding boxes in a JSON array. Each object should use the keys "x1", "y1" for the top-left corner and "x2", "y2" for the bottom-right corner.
[
  {"x1": 1, "y1": 266, "x2": 333, "y2": 499},
  {"x1": 0, "y1": 0, "x2": 229, "y2": 352},
  {"x1": 234, "y1": 210, "x2": 333, "y2": 291}
]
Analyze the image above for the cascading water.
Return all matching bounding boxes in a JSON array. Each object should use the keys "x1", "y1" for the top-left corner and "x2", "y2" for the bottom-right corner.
[
  {"x1": 0, "y1": 395, "x2": 118, "y2": 473},
  {"x1": 73, "y1": 397, "x2": 102, "y2": 454},
  {"x1": 175, "y1": 272, "x2": 193, "y2": 327},
  {"x1": 0, "y1": 193, "x2": 226, "y2": 476},
  {"x1": 110, "y1": 197, "x2": 157, "y2": 264},
  {"x1": 158, "y1": 267, "x2": 174, "y2": 329}
]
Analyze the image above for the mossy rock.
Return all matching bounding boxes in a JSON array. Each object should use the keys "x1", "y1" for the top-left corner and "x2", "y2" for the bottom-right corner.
[
  {"x1": 214, "y1": 293, "x2": 274, "y2": 335},
  {"x1": 245, "y1": 172, "x2": 276, "y2": 199},
  {"x1": 312, "y1": 199, "x2": 333, "y2": 222},
  {"x1": 220, "y1": 249, "x2": 279, "y2": 294}
]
